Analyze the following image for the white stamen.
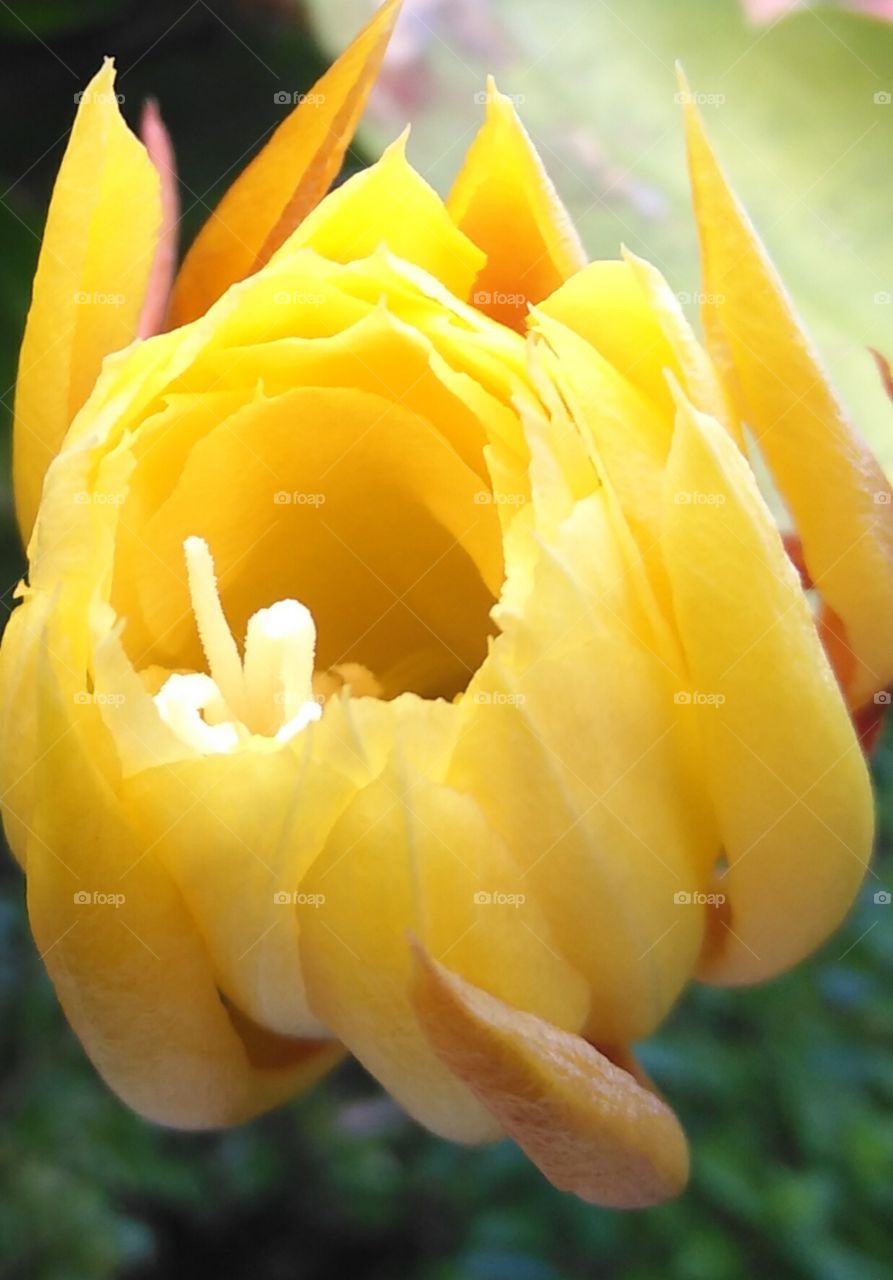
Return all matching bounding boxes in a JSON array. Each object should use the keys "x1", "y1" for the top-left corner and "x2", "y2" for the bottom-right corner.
[{"x1": 153, "y1": 537, "x2": 322, "y2": 755}]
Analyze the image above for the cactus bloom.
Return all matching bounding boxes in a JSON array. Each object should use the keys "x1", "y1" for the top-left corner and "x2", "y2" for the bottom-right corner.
[{"x1": 3, "y1": 0, "x2": 892, "y2": 1208}]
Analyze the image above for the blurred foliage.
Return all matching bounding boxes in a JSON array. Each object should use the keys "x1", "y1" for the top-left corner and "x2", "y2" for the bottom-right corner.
[{"x1": 1, "y1": 2, "x2": 892, "y2": 1278}]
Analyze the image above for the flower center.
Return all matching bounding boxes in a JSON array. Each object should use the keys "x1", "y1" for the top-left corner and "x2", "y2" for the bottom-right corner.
[{"x1": 153, "y1": 537, "x2": 323, "y2": 754}]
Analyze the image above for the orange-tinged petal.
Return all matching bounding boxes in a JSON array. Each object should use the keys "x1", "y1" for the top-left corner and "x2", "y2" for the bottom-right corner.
[
  {"x1": 448, "y1": 78, "x2": 586, "y2": 330},
  {"x1": 410, "y1": 945, "x2": 689, "y2": 1209},
  {"x1": 167, "y1": 0, "x2": 402, "y2": 327},
  {"x1": 663, "y1": 385, "x2": 873, "y2": 985},
  {"x1": 681, "y1": 71, "x2": 893, "y2": 711},
  {"x1": 13, "y1": 59, "x2": 161, "y2": 544}
]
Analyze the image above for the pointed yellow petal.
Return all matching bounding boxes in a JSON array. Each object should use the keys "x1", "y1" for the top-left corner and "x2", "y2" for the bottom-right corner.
[
  {"x1": 168, "y1": 0, "x2": 402, "y2": 327},
  {"x1": 449, "y1": 78, "x2": 586, "y2": 330},
  {"x1": 663, "y1": 386, "x2": 873, "y2": 985},
  {"x1": 539, "y1": 259, "x2": 685, "y2": 418},
  {"x1": 681, "y1": 70, "x2": 893, "y2": 710},
  {"x1": 621, "y1": 247, "x2": 742, "y2": 447},
  {"x1": 13, "y1": 59, "x2": 161, "y2": 544},
  {"x1": 528, "y1": 311, "x2": 672, "y2": 596},
  {"x1": 411, "y1": 945, "x2": 689, "y2": 1209},
  {"x1": 269, "y1": 132, "x2": 485, "y2": 300}
]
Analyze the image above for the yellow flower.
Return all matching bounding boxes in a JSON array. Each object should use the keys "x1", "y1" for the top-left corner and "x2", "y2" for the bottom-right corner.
[{"x1": 3, "y1": 0, "x2": 892, "y2": 1208}]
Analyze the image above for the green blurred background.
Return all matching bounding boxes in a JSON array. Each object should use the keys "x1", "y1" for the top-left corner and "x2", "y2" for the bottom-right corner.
[{"x1": 1, "y1": 2, "x2": 893, "y2": 1277}]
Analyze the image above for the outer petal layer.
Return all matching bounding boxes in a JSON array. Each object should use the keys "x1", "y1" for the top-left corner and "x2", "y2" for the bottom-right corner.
[
  {"x1": 168, "y1": 0, "x2": 401, "y2": 327},
  {"x1": 682, "y1": 76, "x2": 893, "y2": 710},
  {"x1": 23, "y1": 621, "x2": 341, "y2": 1128},
  {"x1": 13, "y1": 59, "x2": 161, "y2": 543},
  {"x1": 663, "y1": 387, "x2": 873, "y2": 984},
  {"x1": 411, "y1": 945, "x2": 689, "y2": 1209}
]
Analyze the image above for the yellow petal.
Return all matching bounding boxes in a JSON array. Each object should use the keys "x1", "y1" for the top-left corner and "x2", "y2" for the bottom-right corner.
[
  {"x1": 448, "y1": 78, "x2": 586, "y2": 330},
  {"x1": 269, "y1": 132, "x2": 485, "y2": 301},
  {"x1": 621, "y1": 247, "x2": 741, "y2": 447},
  {"x1": 452, "y1": 427, "x2": 717, "y2": 1043},
  {"x1": 681, "y1": 71, "x2": 893, "y2": 710},
  {"x1": 528, "y1": 311, "x2": 673, "y2": 604},
  {"x1": 168, "y1": 0, "x2": 401, "y2": 327},
  {"x1": 117, "y1": 697, "x2": 380, "y2": 1040},
  {"x1": 13, "y1": 59, "x2": 161, "y2": 544},
  {"x1": 298, "y1": 697, "x2": 590, "y2": 1142},
  {"x1": 663, "y1": 385, "x2": 873, "y2": 985},
  {"x1": 410, "y1": 945, "x2": 689, "y2": 1209},
  {"x1": 538, "y1": 259, "x2": 684, "y2": 418},
  {"x1": 19, "y1": 622, "x2": 341, "y2": 1128}
]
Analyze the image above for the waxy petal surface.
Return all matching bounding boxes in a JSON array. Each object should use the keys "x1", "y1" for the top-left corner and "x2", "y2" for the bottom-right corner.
[
  {"x1": 663, "y1": 388, "x2": 873, "y2": 984},
  {"x1": 682, "y1": 78, "x2": 893, "y2": 710},
  {"x1": 14, "y1": 60, "x2": 161, "y2": 543}
]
